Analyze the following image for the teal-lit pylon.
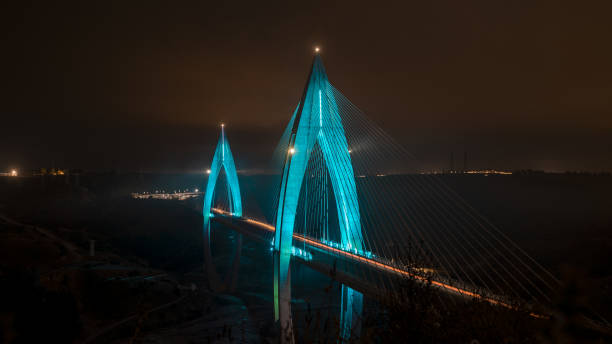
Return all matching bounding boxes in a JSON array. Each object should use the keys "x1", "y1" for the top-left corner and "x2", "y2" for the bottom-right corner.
[
  {"x1": 274, "y1": 52, "x2": 364, "y2": 340},
  {"x1": 202, "y1": 124, "x2": 243, "y2": 292},
  {"x1": 203, "y1": 124, "x2": 243, "y2": 226}
]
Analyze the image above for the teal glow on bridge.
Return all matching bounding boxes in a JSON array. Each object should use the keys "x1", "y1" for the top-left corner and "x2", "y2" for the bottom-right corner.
[
  {"x1": 203, "y1": 124, "x2": 242, "y2": 229},
  {"x1": 273, "y1": 52, "x2": 364, "y2": 340},
  {"x1": 197, "y1": 50, "x2": 562, "y2": 343}
]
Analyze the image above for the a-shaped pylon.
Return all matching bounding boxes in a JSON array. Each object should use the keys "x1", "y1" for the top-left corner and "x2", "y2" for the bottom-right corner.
[
  {"x1": 202, "y1": 124, "x2": 243, "y2": 291},
  {"x1": 274, "y1": 53, "x2": 364, "y2": 341}
]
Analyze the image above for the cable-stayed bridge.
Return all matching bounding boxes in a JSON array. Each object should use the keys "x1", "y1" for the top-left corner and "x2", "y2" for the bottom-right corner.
[{"x1": 200, "y1": 51, "x2": 607, "y2": 342}]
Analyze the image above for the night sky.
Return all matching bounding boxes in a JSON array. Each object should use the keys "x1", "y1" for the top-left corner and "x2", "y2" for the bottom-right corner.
[{"x1": 1, "y1": 1, "x2": 611, "y2": 173}]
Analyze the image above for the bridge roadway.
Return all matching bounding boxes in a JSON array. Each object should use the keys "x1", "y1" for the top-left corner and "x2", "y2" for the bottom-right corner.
[{"x1": 209, "y1": 208, "x2": 536, "y2": 315}]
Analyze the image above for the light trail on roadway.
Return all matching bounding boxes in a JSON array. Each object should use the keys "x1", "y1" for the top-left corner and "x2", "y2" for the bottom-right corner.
[{"x1": 211, "y1": 208, "x2": 545, "y2": 318}]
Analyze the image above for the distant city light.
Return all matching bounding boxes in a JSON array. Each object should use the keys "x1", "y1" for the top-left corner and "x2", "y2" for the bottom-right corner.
[
  {"x1": 10, "y1": 169, "x2": 17, "y2": 177},
  {"x1": 289, "y1": 148, "x2": 295, "y2": 155},
  {"x1": 348, "y1": 149, "x2": 352, "y2": 154},
  {"x1": 195, "y1": 188, "x2": 199, "y2": 192},
  {"x1": 221, "y1": 123, "x2": 225, "y2": 128},
  {"x1": 464, "y1": 169, "x2": 512, "y2": 176},
  {"x1": 206, "y1": 169, "x2": 211, "y2": 174},
  {"x1": 315, "y1": 47, "x2": 320, "y2": 53}
]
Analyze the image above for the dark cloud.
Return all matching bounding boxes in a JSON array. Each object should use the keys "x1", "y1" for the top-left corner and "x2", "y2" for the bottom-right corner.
[{"x1": 1, "y1": 0, "x2": 611, "y2": 172}]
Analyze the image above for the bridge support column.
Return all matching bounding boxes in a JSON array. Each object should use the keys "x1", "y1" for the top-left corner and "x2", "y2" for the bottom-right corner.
[
  {"x1": 340, "y1": 286, "x2": 363, "y2": 341},
  {"x1": 203, "y1": 222, "x2": 242, "y2": 292},
  {"x1": 275, "y1": 261, "x2": 294, "y2": 343}
]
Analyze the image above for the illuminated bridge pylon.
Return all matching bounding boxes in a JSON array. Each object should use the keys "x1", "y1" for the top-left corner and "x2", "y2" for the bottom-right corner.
[
  {"x1": 274, "y1": 53, "x2": 364, "y2": 340},
  {"x1": 202, "y1": 124, "x2": 243, "y2": 292}
]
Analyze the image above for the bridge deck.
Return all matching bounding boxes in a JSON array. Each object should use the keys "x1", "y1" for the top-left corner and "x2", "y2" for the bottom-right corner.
[{"x1": 209, "y1": 209, "x2": 539, "y2": 316}]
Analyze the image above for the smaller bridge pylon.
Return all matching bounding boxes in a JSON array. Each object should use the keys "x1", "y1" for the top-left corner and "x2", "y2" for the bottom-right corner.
[
  {"x1": 202, "y1": 124, "x2": 243, "y2": 292},
  {"x1": 203, "y1": 123, "x2": 242, "y2": 222}
]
